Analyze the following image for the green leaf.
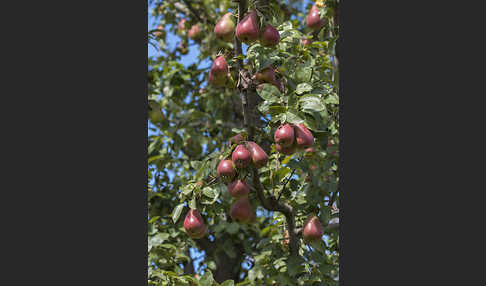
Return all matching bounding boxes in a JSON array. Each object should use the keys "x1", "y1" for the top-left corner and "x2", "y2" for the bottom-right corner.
[
  {"x1": 148, "y1": 216, "x2": 160, "y2": 224},
  {"x1": 220, "y1": 280, "x2": 234, "y2": 286},
  {"x1": 295, "y1": 64, "x2": 312, "y2": 83},
  {"x1": 171, "y1": 203, "x2": 184, "y2": 224},
  {"x1": 269, "y1": 105, "x2": 287, "y2": 116},
  {"x1": 299, "y1": 94, "x2": 326, "y2": 112},
  {"x1": 199, "y1": 270, "x2": 214, "y2": 286},
  {"x1": 295, "y1": 83, "x2": 313, "y2": 95},
  {"x1": 203, "y1": 187, "x2": 216, "y2": 199},
  {"x1": 285, "y1": 110, "x2": 304, "y2": 124},
  {"x1": 226, "y1": 222, "x2": 239, "y2": 234},
  {"x1": 257, "y1": 84, "x2": 280, "y2": 102}
]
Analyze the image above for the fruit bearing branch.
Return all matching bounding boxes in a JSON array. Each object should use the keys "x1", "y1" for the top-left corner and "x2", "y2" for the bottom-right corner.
[{"x1": 235, "y1": 0, "x2": 299, "y2": 257}]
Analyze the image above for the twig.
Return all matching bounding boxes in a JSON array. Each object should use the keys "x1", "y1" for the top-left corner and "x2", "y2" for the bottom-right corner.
[{"x1": 277, "y1": 168, "x2": 297, "y2": 201}]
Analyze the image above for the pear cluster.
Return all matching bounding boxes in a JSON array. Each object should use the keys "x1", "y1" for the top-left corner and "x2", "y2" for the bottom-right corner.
[
  {"x1": 180, "y1": 3, "x2": 328, "y2": 245},
  {"x1": 274, "y1": 123, "x2": 315, "y2": 155},
  {"x1": 216, "y1": 136, "x2": 270, "y2": 224},
  {"x1": 235, "y1": 10, "x2": 280, "y2": 47}
]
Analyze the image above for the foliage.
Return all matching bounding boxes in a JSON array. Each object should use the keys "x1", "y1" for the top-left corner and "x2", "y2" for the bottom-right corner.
[{"x1": 148, "y1": 0, "x2": 339, "y2": 285}]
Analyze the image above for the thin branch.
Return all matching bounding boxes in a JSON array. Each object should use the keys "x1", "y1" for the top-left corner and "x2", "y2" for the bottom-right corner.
[{"x1": 277, "y1": 168, "x2": 297, "y2": 201}]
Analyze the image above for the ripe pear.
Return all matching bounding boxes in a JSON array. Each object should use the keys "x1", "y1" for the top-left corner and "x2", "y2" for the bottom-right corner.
[
  {"x1": 255, "y1": 66, "x2": 277, "y2": 83},
  {"x1": 247, "y1": 141, "x2": 269, "y2": 168},
  {"x1": 294, "y1": 123, "x2": 314, "y2": 148},
  {"x1": 302, "y1": 38, "x2": 312, "y2": 46},
  {"x1": 302, "y1": 215, "x2": 324, "y2": 242},
  {"x1": 230, "y1": 196, "x2": 254, "y2": 223},
  {"x1": 209, "y1": 56, "x2": 229, "y2": 86},
  {"x1": 227, "y1": 179, "x2": 250, "y2": 197},
  {"x1": 260, "y1": 24, "x2": 280, "y2": 47},
  {"x1": 232, "y1": 144, "x2": 251, "y2": 168},
  {"x1": 217, "y1": 159, "x2": 236, "y2": 181},
  {"x1": 184, "y1": 209, "x2": 207, "y2": 239},
  {"x1": 274, "y1": 124, "x2": 295, "y2": 147},
  {"x1": 228, "y1": 133, "x2": 244, "y2": 145},
  {"x1": 307, "y1": 5, "x2": 325, "y2": 31},
  {"x1": 177, "y1": 42, "x2": 188, "y2": 55},
  {"x1": 177, "y1": 18, "x2": 187, "y2": 33},
  {"x1": 188, "y1": 24, "x2": 201, "y2": 40},
  {"x1": 214, "y1": 12, "x2": 236, "y2": 42},
  {"x1": 235, "y1": 10, "x2": 259, "y2": 44}
]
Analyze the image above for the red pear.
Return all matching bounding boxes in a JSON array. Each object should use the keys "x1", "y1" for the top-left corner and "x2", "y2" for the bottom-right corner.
[
  {"x1": 294, "y1": 123, "x2": 314, "y2": 148},
  {"x1": 232, "y1": 144, "x2": 251, "y2": 168},
  {"x1": 188, "y1": 24, "x2": 201, "y2": 40},
  {"x1": 230, "y1": 196, "x2": 254, "y2": 223},
  {"x1": 227, "y1": 179, "x2": 250, "y2": 197},
  {"x1": 247, "y1": 141, "x2": 269, "y2": 168},
  {"x1": 276, "y1": 143, "x2": 296, "y2": 155},
  {"x1": 209, "y1": 56, "x2": 229, "y2": 86},
  {"x1": 302, "y1": 215, "x2": 323, "y2": 242},
  {"x1": 274, "y1": 124, "x2": 295, "y2": 147},
  {"x1": 307, "y1": 5, "x2": 325, "y2": 31},
  {"x1": 209, "y1": 70, "x2": 226, "y2": 86},
  {"x1": 184, "y1": 209, "x2": 207, "y2": 239},
  {"x1": 228, "y1": 133, "x2": 244, "y2": 145},
  {"x1": 211, "y1": 56, "x2": 229, "y2": 76},
  {"x1": 177, "y1": 18, "x2": 187, "y2": 33},
  {"x1": 177, "y1": 42, "x2": 188, "y2": 55},
  {"x1": 217, "y1": 159, "x2": 236, "y2": 180},
  {"x1": 302, "y1": 38, "x2": 311, "y2": 46},
  {"x1": 235, "y1": 10, "x2": 259, "y2": 44},
  {"x1": 260, "y1": 24, "x2": 280, "y2": 47},
  {"x1": 214, "y1": 12, "x2": 236, "y2": 42},
  {"x1": 255, "y1": 67, "x2": 277, "y2": 83}
]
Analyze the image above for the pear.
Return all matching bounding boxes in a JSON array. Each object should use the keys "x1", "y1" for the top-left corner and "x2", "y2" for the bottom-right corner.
[
  {"x1": 230, "y1": 196, "x2": 254, "y2": 223},
  {"x1": 294, "y1": 123, "x2": 314, "y2": 149},
  {"x1": 177, "y1": 18, "x2": 187, "y2": 33},
  {"x1": 274, "y1": 124, "x2": 295, "y2": 147},
  {"x1": 227, "y1": 180, "x2": 250, "y2": 198},
  {"x1": 255, "y1": 66, "x2": 277, "y2": 83},
  {"x1": 209, "y1": 56, "x2": 229, "y2": 86},
  {"x1": 214, "y1": 12, "x2": 236, "y2": 42},
  {"x1": 184, "y1": 209, "x2": 207, "y2": 239},
  {"x1": 302, "y1": 38, "x2": 312, "y2": 46},
  {"x1": 260, "y1": 24, "x2": 280, "y2": 47},
  {"x1": 217, "y1": 159, "x2": 236, "y2": 181},
  {"x1": 232, "y1": 144, "x2": 251, "y2": 168},
  {"x1": 302, "y1": 215, "x2": 324, "y2": 242},
  {"x1": 247, "y1": 141, "x2": 269, "y2": 168},
  {"x1": 235, "y1": 10, "x2": 259, "y2": 44},
  {"x1": 188, "y1": 24, "x2": 201, "y2": 40},
  {"x1": 307, "y1": 5, "x2": 325, "y2": 31}
]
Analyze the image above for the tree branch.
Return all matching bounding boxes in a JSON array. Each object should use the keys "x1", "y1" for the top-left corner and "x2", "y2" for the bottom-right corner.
[
  {"x1": 180, "y1": 0, "x2": 215, "y2": 25},
  {"x1": 234, "y1": 0, "x2": 300, "y2": 257}
]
